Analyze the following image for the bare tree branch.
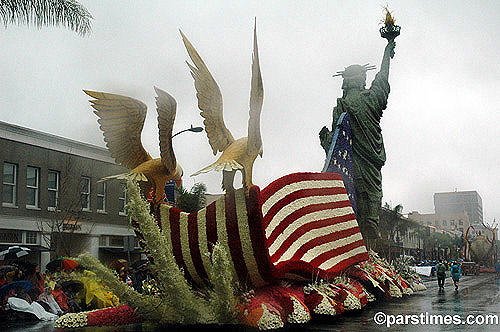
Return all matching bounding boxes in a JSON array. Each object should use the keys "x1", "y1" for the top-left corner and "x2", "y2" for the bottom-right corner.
[{"x1": 36, "y1": 156, "x2": 95, "y2": 257}]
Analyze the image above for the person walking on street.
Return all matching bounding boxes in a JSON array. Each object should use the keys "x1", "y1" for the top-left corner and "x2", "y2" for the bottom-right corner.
[
  {"x1": 436, "y1": 260, "x2": 447, "y2": 290},
  {"x1": 450, "y1": 261, "x2": 461, "y2": 291}
]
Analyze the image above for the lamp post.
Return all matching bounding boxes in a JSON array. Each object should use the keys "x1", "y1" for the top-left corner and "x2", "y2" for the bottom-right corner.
[{"x1": 171, "y1": 125, "x2": 203, "y2": 139}]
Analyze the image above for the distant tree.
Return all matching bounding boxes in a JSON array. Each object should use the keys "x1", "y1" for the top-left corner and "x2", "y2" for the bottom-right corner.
[
  {"x1": 175, "y1": 183, "x2": 207, "y2": 213},
  {"x1": 1, "y1": 0, "x2": 92, "y2": 36},
  {"x1": 424, "y1": 232, "x2": 455, "y2": 260},
  {"x1": 37, "y1": 157, "x2": 95, "y2": 257},
  {"x1": 377, "y1": 203, "x2": 425, "y2": 260},
  {"x1": 379, "y1": 202, "x2": 404, "y2": 242}
]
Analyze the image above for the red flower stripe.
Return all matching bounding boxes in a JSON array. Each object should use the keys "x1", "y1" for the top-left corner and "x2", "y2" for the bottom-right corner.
[
  {"x1": 187, "y1": 211, "x2": 208, "y2": 281},
  {"x1": 225, "y1": 191, "x2": 250, "y2": 284},
  {"x1": 86, "y1": 305, "x2": 142, "y2": 327}
]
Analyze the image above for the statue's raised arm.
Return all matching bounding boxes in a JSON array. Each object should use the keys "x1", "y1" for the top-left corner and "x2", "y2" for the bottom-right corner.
[
  {"x1": 319, "y1": 9, "x2": 401, "y2": 245},
  {"x1": 379, "y1": 40, "x2": 396, "y2": 79},
  {"x1": 377, "y1": 7, "x2": 400, "y2": 81}
]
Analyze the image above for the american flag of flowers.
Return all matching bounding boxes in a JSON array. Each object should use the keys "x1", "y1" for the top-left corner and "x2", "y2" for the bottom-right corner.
[
  {"x1": 158, "y1": 172, "x2": 368, "y2": 287},
  {"x1": 322, "y1": 112, "x2": 357, "y2": 216}
]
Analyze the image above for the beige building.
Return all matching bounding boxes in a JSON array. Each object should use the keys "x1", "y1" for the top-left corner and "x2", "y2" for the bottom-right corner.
[
  {"x1": 0, "y1": 121, "x2": 142, "y2": 271},
  {"x1": 434, "y1": 191, "x2": 483, "y2": 225},
  {"x1": 408, "y1": 211, "x2": 470, "y2": 235}
]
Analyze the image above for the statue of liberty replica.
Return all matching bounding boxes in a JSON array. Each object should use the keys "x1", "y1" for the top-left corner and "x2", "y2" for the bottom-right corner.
[{"x1": 319, "y1": 10, "x2": 400, "y2": 245}]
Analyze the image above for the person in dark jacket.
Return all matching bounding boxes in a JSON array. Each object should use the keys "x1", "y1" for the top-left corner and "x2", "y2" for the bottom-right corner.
[{"x1": 436, "y1": 260, "x2": 447, "y2": 290}]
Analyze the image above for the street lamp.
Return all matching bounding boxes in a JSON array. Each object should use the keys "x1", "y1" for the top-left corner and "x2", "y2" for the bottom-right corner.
[{"x1": 171, "y1": 125, "x2": 204, "y2": 139}]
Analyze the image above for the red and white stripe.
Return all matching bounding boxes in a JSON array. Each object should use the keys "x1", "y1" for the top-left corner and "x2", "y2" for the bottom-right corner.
[
  {"x1": 158, "y1": 172, "x2": 368, "y2": 288},
  {"x1": 260, "y1": 173, "x2": 368, "y2": 278}
]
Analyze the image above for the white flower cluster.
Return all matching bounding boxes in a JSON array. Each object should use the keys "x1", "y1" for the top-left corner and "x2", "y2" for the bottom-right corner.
[
  {"x1": 313, "y1": 296, "x2": 337, "y2": 315},
  {"x1": 257, "y1": 304, "x2": 283, "y2": 330},
  {"x1": 54, "y1": 311, "x2": 88, "y2": 328},
  {"x1": 363, "y1": 286, "x2": 377, "y2": 302},
  {"x1": 286, "y1": 296, "x2": 310, "y2": 323},
  {"x1": 343, "y1": 291, "x2": 362, "y2": 310},
  {"x1": 410, "y1": 281, "x2": 427, "y2": 291},
  {"x1": 388, "y1": 283, "x2": 402, "y2": 298}
]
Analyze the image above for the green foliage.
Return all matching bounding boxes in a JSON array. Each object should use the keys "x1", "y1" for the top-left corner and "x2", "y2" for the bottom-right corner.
[
  {"x1": 379, "y1": 203, "x2": 422, "y2": 242},
  {"x1": 175, "y1": 182, "x2": 207, "y2": 213},
  {"x1": 125, "y1": 178, "x2": 211, "y2": 323},
  {"x1": 424, "y1": 232, "x2": 453, "y2": 249},
  {"x1": 1, "y1": 0, "x2": 92, "y2": 36},
  {"x1": 76, "y1": 253, "x2": 163, "y2": 321},
  {"x1": 205, "y1": 242, "x2": 240, "y2": 323},
  {"x1": 391, "y1": 255, "x2": 418, "y2": 281},
  {"x1": 84, "y1": 178, "x2": 240, "y2": 325}
]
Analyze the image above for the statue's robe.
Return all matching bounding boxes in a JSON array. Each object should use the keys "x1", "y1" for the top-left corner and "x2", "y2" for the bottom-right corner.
[{"x1": 320, "y1": 70, "x2": 390, "y2": 238}]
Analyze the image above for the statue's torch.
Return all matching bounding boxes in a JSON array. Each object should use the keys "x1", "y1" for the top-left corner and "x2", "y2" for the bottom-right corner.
[{"x1": 379, "y1": 7, "x2": 400, "y2": 58}]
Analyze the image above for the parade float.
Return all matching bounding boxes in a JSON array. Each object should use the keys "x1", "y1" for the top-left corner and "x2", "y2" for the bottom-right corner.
[
  {"x1": 56, "y1": 10, "x2": 426, "y2": 330},
  {"x1": 462, "y1": 222, "x2": 498, "y2": 274}
]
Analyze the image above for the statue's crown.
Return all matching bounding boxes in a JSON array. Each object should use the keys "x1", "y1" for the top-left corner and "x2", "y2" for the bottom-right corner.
[{"x1": 333, "y1": 64, "x2": 376, "y2": 78}]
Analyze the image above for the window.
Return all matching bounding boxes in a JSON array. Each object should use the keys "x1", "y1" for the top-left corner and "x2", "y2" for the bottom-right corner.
[
  {"x1": 2, "y1": 162, "x2": 17, "y2": 206},
  {"x1": 442, "y1": 220, "x2": 447, "y2": 226},
  {"x1": 119, "y1": 183, "x2": 126, "y2": 215},
  {"x1": 0, "y1": 229, "x2": 22, "y2": 244},
  {"x1": 26, "y1": 166, "x2": 40, "y2": 208},
  {"x1": 25, "y1": 231, "x2": 38, "y2": 244},
  {"x1": 434, "y1": 220, "x2": 439, "y2": 225},
  {"x1": 48, "y1": 171, "x2": 59, "y2": 211},
  {"x1": 109, "y1": 236, "x2": 124, "y2": 247},
  {"x1": 81, "y1": 176, "x2": 91, "y2": 211},
  {"x1": 97, "y1": 182, "x2": 106, "y2": 213}
]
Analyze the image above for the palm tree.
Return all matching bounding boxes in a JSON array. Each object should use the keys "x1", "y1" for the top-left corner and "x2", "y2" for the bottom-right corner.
[
  {"x1": 380, "y1": 202, "x2": 404, "y2": 242},
  {"x1": 1, "y1": 0, "x2": 92, "y2": 36}
]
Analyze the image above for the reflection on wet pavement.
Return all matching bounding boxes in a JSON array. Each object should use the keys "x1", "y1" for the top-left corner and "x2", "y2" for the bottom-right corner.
[{"x1": 3, "y1": 275, "x2": 499, "y2": 332}]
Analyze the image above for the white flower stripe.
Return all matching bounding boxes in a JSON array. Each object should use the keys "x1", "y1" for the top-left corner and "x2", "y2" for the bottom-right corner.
[
  {"x1": 264, "y1": 192, "x2": 351, "y2": 237},
  {"x1": 234, "y1": 189, "x2": 266, "y2": 286},
  {"x1": 268, "y1": 207, "x2": 354, "y2": 256},
  {"x1": 262, "y1": 180, "x2": 345, "y2": 215},
  {"x1": 300, "y1": 232, "x2": 364, "y2": 263},
  {"x1": 318, "y1": 246, "x2": 368, "y2": 270},
  {"x1": 179, "y1": 212, "x2": 203, "y2": 284},
  {"x1": 196, "y1": 208, "x2": 212, "y2": 277},
  {"x1": 215, "y1": 197, "x2": 239, "y2": 279},
  {"x1": 275, "y1": 220, "x2": 360, "y2": 263}
]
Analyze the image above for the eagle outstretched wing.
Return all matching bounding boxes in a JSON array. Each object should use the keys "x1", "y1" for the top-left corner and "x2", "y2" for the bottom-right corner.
[
  {"x1": 247, "y1": 21, "x2": 264, "y2": 157},
  {"x1": 180, "y1": 30, "x2": 235, "y2": 155},
  {"x1": 154, "y1": 86, "x2": 177, "y2": 172},
  {"x1": 84, "y1": 90, "x2": 152, "y2": 169}
]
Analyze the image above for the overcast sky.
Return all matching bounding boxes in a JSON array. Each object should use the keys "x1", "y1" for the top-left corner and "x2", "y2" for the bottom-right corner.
[{"x1": 1, "y1": 1, "x2": 499, "y2": 226}]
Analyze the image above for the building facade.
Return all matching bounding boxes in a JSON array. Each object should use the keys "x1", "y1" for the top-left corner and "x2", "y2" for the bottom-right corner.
[
  {"x1": 379, "y1": 207, "x2": 424, "y2": 259},
  {"x1": 434, "y1": 190, "x2": 483, "y2": 225},
  {"x1": 0, "y1": 121, "x2": 141, "y2": 271},
  {"x1": 408, "y1": 211, "x2": 470, "y2": 235}
]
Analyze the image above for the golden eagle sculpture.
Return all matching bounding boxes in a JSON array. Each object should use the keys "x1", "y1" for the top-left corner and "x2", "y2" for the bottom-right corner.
[
  {"x1": 182, "y1": 21, "x2": 263, "y2": 193},
  {"x1": 83, "y1": 87, "x2": 183, "y2": 204}
]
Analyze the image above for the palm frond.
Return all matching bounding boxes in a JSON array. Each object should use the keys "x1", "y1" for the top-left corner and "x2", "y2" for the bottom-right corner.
[{"x1": 1, "y1": 0, "x2": 92, "y2": 36}]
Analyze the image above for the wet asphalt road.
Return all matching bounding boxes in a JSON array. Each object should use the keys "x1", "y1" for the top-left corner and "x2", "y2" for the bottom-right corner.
[{"x1": 3, "y1": 274, "x2": 499, "y2": 332}]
